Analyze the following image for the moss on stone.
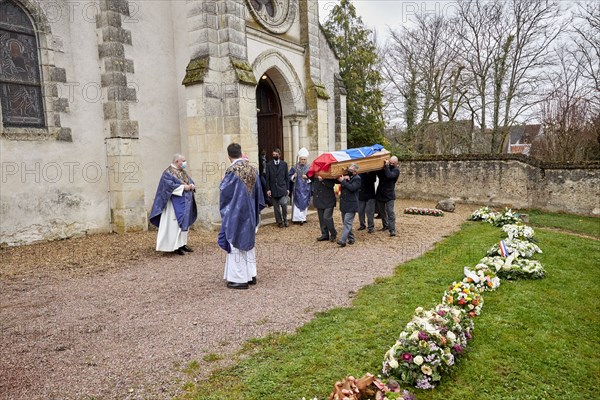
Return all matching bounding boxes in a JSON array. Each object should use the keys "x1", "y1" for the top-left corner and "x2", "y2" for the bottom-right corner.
[
  {"x1": 182, "y1": 56, "x2": 209, "y2": 86},
  {"x1": 313, "y1": 81, "x2": 330, "y2": 100},
  {"x1": 230, "y1": 57, "x2": 257, "y2": 85}
]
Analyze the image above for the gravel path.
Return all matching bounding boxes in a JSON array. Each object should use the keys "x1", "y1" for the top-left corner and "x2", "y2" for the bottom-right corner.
[{"x1": 0, "y1": 200, "x2": 476, "y2": 400}]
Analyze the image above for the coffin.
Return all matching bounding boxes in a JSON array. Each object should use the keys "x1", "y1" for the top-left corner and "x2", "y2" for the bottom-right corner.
[{"x1": 313, "y1": 149, "x2": 391, "y2": 178}]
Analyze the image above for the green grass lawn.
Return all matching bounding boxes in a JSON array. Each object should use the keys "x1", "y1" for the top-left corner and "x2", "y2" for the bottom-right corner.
[
  {"x1": 523, "y1": 209, "x2": 600, "y2": 238},
  {"x1": 178, "y1": 215, "x2": 600, "y2": 400}
]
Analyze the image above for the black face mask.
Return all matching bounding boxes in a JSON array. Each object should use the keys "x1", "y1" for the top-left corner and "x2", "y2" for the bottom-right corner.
[{"x1": 273, "y1": 156, "x2": 280, "y2": 161}]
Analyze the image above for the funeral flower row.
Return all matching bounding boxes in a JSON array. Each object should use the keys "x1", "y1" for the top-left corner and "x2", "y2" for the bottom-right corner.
[
  {"x1": 321, "y1": 207, "x2": 546, "y2": 399},
  {"x1": 379, "y1": 207, "x2": 547, "y2": 393}
]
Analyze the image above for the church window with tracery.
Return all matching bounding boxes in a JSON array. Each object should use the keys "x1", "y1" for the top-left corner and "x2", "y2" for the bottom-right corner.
[
  {"x1": 250, "y1": 0, "x2": 275, "y2": 18},
  {"x1": 0, "y1": 0, "x2": 45, "y2": 128}
]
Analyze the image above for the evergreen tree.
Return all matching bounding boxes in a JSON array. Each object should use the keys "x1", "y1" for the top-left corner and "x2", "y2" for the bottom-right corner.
[{"x1": 323, "y1": 0, "x2": 386, "y2": 148}]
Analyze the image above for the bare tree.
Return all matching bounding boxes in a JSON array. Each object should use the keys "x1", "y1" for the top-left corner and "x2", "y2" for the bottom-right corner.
[
  {"x1": 572, "y1": 2, "x2": 600, "y2": 107},
  {"x1": 455, "y1": 0, "x2": 566, "y2": 153},
  {"x1": 381, "y1": 28, "x2": 421, "y2": 148},
  {"x1": 496, "y1": 0, "x2": 567, "y2": 152},
  {"x1": 382, "y1": 13, "x2": 466, "y2": 153},
  {"x1": 455, "y1": 0, "x2": 505, "y2": 143},
  {"x1": 535, "y1": 46, "x2": 598, "y2": 161}
]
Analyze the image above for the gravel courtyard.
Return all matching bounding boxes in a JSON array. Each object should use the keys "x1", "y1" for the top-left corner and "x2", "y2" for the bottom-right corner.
[{"x1": 0, "y1": 200, "x2": 476, "y2": 400}]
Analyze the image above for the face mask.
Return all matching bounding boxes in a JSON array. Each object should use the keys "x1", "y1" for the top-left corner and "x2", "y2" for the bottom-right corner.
[
  {"x1": 181, "y1": 161, "x2": 187, "y2": 169},
  {"x1": 273, "y1": 156, "x2": 280, "y2": 161}
]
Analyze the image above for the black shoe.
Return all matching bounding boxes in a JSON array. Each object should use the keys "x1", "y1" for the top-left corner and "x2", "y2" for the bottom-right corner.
[
  {"x1": 358, "y1": 226, "x2": 366, "y2": 231},
  {"x1": 317, "y1": 236, "x2": 329, "y2": 242},
  {"x1": 227, "y1": 282, "x2": 249, "y2": 289},
  {"x1": 248, "y1": 277, "x2": 257, "y2": 285},
  {"x1": 173, "y1": 248, "x2": 185, "y2": 255},
  {"x1": 337, "y1": 241, "x2": 346, "y2": 247},
  {"x1": 390, "y1": 231, "x2": 396, "y2": 237},
  {"x1": 329, "y1": 235, "x2": 337, "y2": 242},
  {"x1": 368, "y1": 228, "x2": 374, "y2": 233},
  {"x1": 379, "y1": 226, "x2": 388, "y2": 231},
  {"x1": 180, "y1": 245, "x2": 194, "y2": 252},
  {"x1": 277, "y1": 222, "x2": 283, "y2": 228},
  {"x1": 284, "y1": 221, "x2": 289, "y2": 227},
  {"x1": 348, "y1": 239, "x2": 355, "y2": 245}
]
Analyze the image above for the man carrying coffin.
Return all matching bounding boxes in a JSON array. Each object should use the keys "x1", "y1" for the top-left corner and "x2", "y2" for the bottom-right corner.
[
  {"x1": 150, "y1": 154, "x2": 198, "y2": 255},
  {"x1": 218, "y1": 143, "x2": 265, "y2": 289}
]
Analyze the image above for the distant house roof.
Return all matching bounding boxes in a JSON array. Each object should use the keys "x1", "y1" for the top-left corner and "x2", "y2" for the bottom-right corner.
[{"x1": 505, "y1": 124, "x2": 542, "y2": 153}]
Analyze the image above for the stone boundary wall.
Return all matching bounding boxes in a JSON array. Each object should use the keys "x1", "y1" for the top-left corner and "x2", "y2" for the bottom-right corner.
[{"x1": 397, "y1": 155, "x2": 600, "y2": 216}]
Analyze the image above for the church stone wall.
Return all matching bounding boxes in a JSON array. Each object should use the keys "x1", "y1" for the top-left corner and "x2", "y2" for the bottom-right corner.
[
  {"x1": 126, "y1": 1, "x2": 182, "y2": 212},
  {"x1": 397, "y1": 156, "x2": 600, "y2": 216},
  {"x1": 1, "y1": 0, "x2": 114, "y2": 245}
]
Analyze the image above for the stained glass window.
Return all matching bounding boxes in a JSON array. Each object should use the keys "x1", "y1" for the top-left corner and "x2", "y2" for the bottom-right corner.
[
  {"x1": 0, "y1": 0, "x2": 45, "y2": 128},
  {"x1": 250, "y1": 0, "x2": 275, "y2": 18}
]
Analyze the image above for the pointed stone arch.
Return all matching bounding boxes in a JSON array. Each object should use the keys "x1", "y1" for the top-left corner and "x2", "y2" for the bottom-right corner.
[
  {"x1": 252, "y1": 50, "x2": 307, "y2": 160},
  {"x1": 252, "y1": 50, "x2": 306, "y2": 117}
]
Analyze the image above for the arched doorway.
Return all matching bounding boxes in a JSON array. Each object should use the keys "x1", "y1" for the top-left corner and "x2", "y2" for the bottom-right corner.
[{"x1": 256, "y1": 75, "x2": 283, "y2": 159}]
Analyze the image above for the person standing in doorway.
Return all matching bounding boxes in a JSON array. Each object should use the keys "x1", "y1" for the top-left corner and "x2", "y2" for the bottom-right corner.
[{"x1": 265, "y1": 148, "x2": 289, "y2": 227}]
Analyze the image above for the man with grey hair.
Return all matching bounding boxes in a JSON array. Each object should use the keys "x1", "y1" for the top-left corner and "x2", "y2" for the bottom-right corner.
[
  {"x1": 376, "y1": 155, "x2": 400, "y2": 237},
  {"x1": 150, "y1": 154, "x2": 198, "y2": 255},
  {"x1": 336, "y1": 163, "x2": 361, "y2": 247}
]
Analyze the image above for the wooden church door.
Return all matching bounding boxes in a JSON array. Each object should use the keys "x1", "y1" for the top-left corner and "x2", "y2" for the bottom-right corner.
[{"x1": 256, "y1": 76, "x2": 283, "y2": 159}]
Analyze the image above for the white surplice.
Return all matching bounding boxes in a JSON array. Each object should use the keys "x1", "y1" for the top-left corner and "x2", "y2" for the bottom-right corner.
[
  {"x1": 223, "y1": 242, "x2": 257, "y2": 283},
  {"x1": 156, "y1": 185, "x2": 188, "y2": 251},
  {"x1": 291, "y1": 204, "x2": 307, "y2": 222}
]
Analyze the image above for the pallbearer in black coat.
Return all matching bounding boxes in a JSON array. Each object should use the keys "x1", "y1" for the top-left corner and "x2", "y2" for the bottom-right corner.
[
  {"x1": 376, "y1": 156, "x2": 400, "y2": 236},
  {"x1": 358, "y1": 171, "x2": 377, "y2": 233},
  {"x1": 337, "y1": 163, "x2": 362, "y2": 247},
  {"x1": 312, "y1": 175, "x2": 338, "y2": 242}
]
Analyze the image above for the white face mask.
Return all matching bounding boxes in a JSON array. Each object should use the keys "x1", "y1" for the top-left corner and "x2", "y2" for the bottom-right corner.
[{"x1": 181, "y1": 161, "x2": 187, "y2": 169}]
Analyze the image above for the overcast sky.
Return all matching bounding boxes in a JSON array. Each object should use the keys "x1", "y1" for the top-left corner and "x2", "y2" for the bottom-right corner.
[
  {"x1": 318, "y1": 0, "x2": 579, "y2": 44},
  {"x1": 318, "y1": 0, "x2": 463, "y2": 42}
]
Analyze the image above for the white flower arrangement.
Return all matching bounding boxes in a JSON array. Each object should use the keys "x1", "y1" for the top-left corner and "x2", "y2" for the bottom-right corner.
[
  {"x1": 478, "y1": 255, "x2": 546, "y2": 280},
  {"x1": 469, "y1": 206, "x2": 493, "y2": 221},
  {"x1": 500, "y1": 258, "x2": 546, "y2": 280},
  {"x1": 487, "y1": 238, "x2": 542, "y2": 258},
  {"x1": 463, "y1": 266, "x2": 501, "y2": 292},
  {"x1": 501, "y1": 224, "x2": 536, "y2": 241},
  {"x1": 470, "y1": 207, "x2": 522, "y2": 227}
]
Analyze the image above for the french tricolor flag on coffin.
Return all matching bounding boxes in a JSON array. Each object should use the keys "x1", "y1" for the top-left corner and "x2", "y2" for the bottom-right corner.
[
  {"x1": 307, "y1": 144, "x2": 385, "y2": 177},
  {"x1": 499, "y1": 240, "x2": 510, "y2": 257}
]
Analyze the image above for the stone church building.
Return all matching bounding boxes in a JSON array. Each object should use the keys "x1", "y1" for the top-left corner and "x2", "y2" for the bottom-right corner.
[{"x1": 0, "y1": 0, "x2": 347, "y2": 245}]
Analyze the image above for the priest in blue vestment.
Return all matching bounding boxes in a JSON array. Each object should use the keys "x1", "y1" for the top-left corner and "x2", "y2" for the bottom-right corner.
[
  {"x1": 289, "y1": 147, "x2": 311, "y2": 224},
  {"x1": 218, "y1": 143, "x2": 265, "y2": 289},
  {"x1": 149, "y1": 154, "x2": 198, "y2": 255}
]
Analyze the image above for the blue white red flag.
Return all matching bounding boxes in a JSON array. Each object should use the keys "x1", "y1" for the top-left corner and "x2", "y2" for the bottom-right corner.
[
  {"x1": 499, "y1": 240, "x2": 510, "y2": 257},
  {"x1": 307, "y1": 144, "x2": 385, "y2": 177}
]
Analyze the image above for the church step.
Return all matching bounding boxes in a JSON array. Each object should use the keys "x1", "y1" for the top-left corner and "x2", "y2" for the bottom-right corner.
[
  {"x1": 211, "y1": 206, "x2": 316, "y2": 230},
  {"x1": 260, "y1": 206, "x2": 317, "y2": 225}
]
